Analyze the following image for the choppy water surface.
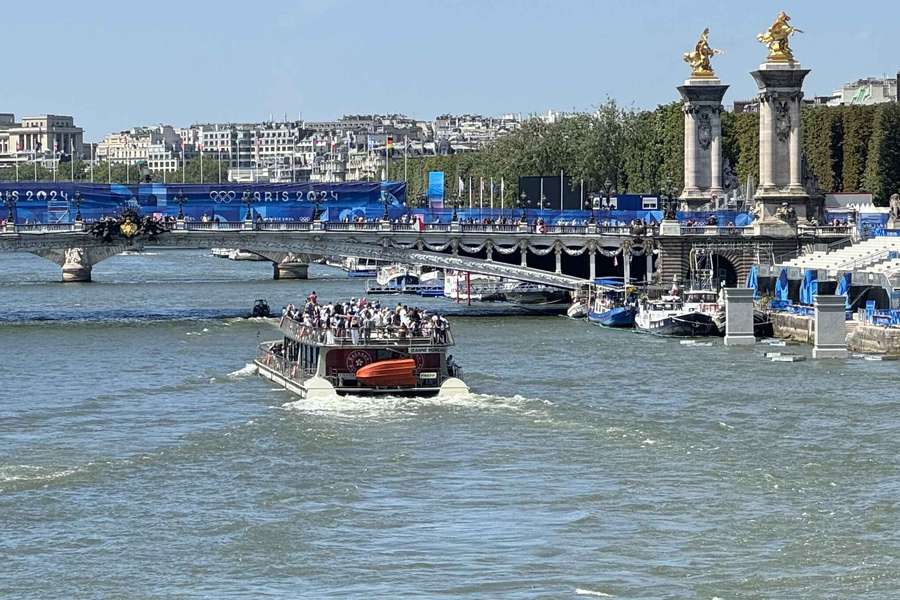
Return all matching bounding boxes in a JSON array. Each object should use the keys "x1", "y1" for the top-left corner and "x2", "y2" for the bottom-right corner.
[{"x1": 1, "y1": 250, "x2": 898, "y2": 599}]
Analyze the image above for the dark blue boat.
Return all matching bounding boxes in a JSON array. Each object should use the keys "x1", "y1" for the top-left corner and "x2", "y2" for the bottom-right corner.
[
  {"x1": 586, "y1": 277, "x2": 637, "y2": 328},
  {"x1": 587, "y1": 305, "x2": 636, "y2": 328}
]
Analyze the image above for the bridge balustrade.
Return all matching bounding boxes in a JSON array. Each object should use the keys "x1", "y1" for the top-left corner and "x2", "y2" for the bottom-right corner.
[
  {"x1": 185, "y1": 221, "x2": 242, "y2": 231},
  {"x1": 11, "y1": 223, "x2": 82, "y2": 233},
  {"x1": 257, "y1": 222, "x2": 312, "y2": 232}
]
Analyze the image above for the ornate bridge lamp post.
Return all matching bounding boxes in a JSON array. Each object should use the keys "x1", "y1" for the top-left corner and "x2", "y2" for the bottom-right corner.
[
  {"x1": 381, "y1": 191, "x2": 390, "y2": 221},
  {"x1": 3, "y1": 196, "x2": 16, "y2": 232},
  {"x1": 518, "y1": 191, "x2": 527, "y2": 222},
  {"x1": 73, "y1": 191, "x2": 83, "y2": 223},
  {"x1": 659, "y1": 175, "x2": 682, "y2": 236},
  {"x1": 176, "y1": 190, "x2": 187, "y2": 220},
  {"x1": 242, "y1": 190, "x2": 255, "y2": 230}
]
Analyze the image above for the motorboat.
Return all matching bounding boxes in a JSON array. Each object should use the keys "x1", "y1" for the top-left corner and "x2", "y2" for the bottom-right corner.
[
  {"x1": 228, "y1": 249, "x2": 266, "y2": 261},
  {"x1": 587, "y1": 279, "x2": 636, "y2": 328},
  {"x1": 251, "y1": 299, "x2": 271, "y2": 318},
  {"x1": 343, "y1": 257, "x2": 381, "y2": 278},
  {"x1": 635, "y1": 290, "x2": 720, "y2": 337},
  {"x1": 502, "y1": 283, "x2": 569, "y2": 305}
]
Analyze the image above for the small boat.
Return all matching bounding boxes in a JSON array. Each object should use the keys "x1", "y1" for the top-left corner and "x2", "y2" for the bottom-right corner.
[
  {"x1": 356, "y1": 358, "x2": 417, "y2": 387},
  {"x1": 343, "y1": 257, "x2": 381, "y2": 278},
  {"x1": 228, "y1": 249, "x2": 266, "y2": 261},
  {"x1": 211, "y1": 247, "x2": 232, "y2": 258},
  {"x1": 251, "y1": 298, "x2": 271, "y2": 318},
  {"x1": 502, "y1": 283, "x2": 569, "y2": 305},
  {"x1": 635, "y1": 290, "x2": 719, "y2": 337},
  {"x1": 566, "y1": 301, "x2": 588, "y2": 319},
  {"x1": 587, "y1": 279, "x2": 636, "y2": 328}
]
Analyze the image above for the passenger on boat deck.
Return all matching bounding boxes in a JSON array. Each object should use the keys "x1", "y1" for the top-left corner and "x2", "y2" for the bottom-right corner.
[{"x1": 284, "y1": 296, "x2": 451, "y2": 343}]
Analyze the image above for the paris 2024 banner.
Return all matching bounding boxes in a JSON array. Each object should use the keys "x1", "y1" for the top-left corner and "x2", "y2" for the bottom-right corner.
[{"x1": 0, "y1": 181, "x2": 407, "y2": 224}]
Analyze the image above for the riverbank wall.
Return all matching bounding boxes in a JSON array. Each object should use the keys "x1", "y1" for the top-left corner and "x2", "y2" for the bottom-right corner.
[{"x1": 771, "y1": 312, "x2": 900, "y2": 355}]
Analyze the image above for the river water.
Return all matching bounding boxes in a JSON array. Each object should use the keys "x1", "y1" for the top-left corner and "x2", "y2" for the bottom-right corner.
[{"x1": 1, "y1": 249, "x2": 898, "y2": 599}]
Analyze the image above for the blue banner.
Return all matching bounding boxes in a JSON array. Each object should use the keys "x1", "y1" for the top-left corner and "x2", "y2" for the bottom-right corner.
[
  {"x1": 0, "y1": 181, "x2": 406, "y2": 224},
  {"x1": 427, "y1": 171, "x2": 444, "y2": 208}
]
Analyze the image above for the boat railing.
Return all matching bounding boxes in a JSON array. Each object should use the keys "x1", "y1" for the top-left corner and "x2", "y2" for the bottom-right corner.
[
  {"x1": 257, "y1": 343, "x2": 316, "y2": 381},
  {"x1": 279, "y1": 316, "x2": 454, "y2": 347}
]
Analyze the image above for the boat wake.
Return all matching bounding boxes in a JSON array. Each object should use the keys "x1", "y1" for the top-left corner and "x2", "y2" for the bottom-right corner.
[
  {"x1": 227, "y1": 363, "x2": 258, "y2": 379},
  {"x1": 279, "y1": 392, "x2": 551, "y2": 420}
]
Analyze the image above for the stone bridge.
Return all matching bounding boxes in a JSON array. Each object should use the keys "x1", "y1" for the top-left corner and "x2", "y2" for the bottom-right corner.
[{"x1": 0, "y1": 220, "x2": 846, "y2": 286}]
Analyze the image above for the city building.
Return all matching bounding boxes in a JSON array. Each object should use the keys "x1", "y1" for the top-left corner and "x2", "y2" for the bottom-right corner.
[
  {"x1": 96, "y1": 125, "x2": 180, "y2": 172},
  {"x1": 826, "y1": 76, "x2": 898, "y2": 106},
  {"x1": 0, "y1": 113, "x2": 84, "y2": 166}
]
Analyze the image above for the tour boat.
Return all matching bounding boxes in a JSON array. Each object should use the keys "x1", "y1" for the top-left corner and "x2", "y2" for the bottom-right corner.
[
  {"x1": 634, "y1": 290, "x2": 720, "y2": 337},
  {"x1": 255, "y1": 313, "x2": 469, "y2": 400},
  {"x1": 343, "y1": 257, "x2": 381, "y2": 278},
  {"x1": 587, "y1": 279, "x2": 637, "y2": 328},
  {"x1": 502, "y1": 282, "x2": 569, "y2": 305}
]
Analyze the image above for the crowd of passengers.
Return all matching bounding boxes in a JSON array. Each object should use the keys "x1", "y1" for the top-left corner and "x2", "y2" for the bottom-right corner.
[{"x1": 281, "y1": 292, "x2": 452, "y2": 345}]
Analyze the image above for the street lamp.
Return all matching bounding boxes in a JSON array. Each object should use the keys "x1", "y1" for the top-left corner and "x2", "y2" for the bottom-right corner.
[
  {"x1": 4, "y1": 196, "x2": 16, "y2": 223},
  {"x1": 242, "y1": 190, "x2": 253, "y2": 221},
  {"x1": 312, "y1": 195, "x2": 321, "y2": 222},
  {"x1": 451, "y1": 196, "x2": 459, "y2": 222},
  {"x1": 73, "y1": 191, "x2": 83, "y2": 222},
  {"x1": 381, "y1": 191, "x2": 390, "y2": 220},
  {"x1": 519, "y1": 191, "x2": 527, "y2": 222},
  {"x1": 585, "y1": 194, "x2": 597, "y2": 224},
  {"x1": 661, "y1": 175, "x2": 677, "y2": 220},
  {"x1": 176, "y1": 190, "x2": 186, "y2": 220}
]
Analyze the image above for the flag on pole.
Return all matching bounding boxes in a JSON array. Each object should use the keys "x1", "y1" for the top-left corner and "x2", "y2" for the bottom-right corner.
[
  {"x1": 458, "y1": 176, "x2": 464, "y2": 198},
  {"x1": 199, "y1": 142, "x2": 204, "y2": 183},
  {"x1": 490, "y1": 177, "x2": 494, "y2": 211}
]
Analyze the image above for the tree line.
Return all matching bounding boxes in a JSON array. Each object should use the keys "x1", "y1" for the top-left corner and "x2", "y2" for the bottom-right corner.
[{"x1": 391, "y1": 100, "x2": 900, "y2": 206}]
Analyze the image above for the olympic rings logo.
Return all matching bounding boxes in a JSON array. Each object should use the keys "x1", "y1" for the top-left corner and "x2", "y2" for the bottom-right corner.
[{"x1": 209, "y1": 191, "x2": 238, "y2": 204}]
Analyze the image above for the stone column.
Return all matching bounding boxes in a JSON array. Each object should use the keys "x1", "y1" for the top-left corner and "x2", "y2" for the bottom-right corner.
[
  {"x1": 554, "y1": 246, "x2": 562, "y2": 274},
  {"x1": 751, "y1": 63, "x2": 811, "y2": 230},
  {"x1": 724, "y1": 287, "x2": 756, "y2": 346},
  {"x1": 677, "y1": 79, "x2": 728, "y2": 209},
  {"x1": 789, "y1": 100, "x2": 803, "y2": 192},
  {"x1": 589, "y1": 248, "x2": 596, "y2": 281},
  {"x1": 813, "y1": 295, "x2": 848, "y2": 359},
  {"x1": 61, "y1": 248, "x2": 92, "y2": 282},
  {"x1": 623, "y1": 250, "x2": 631, "y2": 284},
  {"x1": 520, "y1": 241, "x2": 528, "y2": 267},
  {"x1": 645, "y1": 252, "x2": 653, "y2": 285}
]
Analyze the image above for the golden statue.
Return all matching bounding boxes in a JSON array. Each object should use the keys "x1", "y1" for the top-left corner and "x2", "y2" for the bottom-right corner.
[
  {"x1": 683, "y1": 28, "x2": 722, "y2": 78},
  {"x1": 757, "y1": 11, "x2": 802, "y2": 63}
]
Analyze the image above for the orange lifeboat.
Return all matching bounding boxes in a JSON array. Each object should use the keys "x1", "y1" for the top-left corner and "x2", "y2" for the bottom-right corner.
[{"x1": 356, "y1": 358, "x2": 417, "y2": 387}]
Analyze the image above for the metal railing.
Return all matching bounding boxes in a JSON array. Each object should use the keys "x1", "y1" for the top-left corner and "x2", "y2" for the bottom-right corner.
[{"x1": 279, "y1": 316, "x2": 454, "y2": 347}]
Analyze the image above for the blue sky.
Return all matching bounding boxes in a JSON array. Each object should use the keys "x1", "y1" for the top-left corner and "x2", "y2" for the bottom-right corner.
[{"x1": 5, "y1": 0, "x2": 897, "y2": 140}]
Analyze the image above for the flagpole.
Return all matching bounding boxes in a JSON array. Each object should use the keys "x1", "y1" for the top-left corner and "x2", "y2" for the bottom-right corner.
[
  {"x1": 560, "y1": 169, "x2": 564, "y2": 211},
  {"x1": 479, "y1": 177, "x2": 483, "y2": 220},
  {"x1": 90, "y1": 144, "x2": 94, "y2": 183},
  {"x1": 218, "y1": 146, "x2": 222, "y2": 184},
  {"x1": 403, "y1": 135, "x2": 408, "y2": 182},
  {"x1": 490, "y1": 177, "x2": 494, "y2": 214},
  {"x1": 108, "y1": 154, "x2": 111, "y2": 184},
  {"x1": 200, "y1": 144, "x2": 204, "y2": 183},
  {"x1": 501, "y1": 177, "x2": 505, "y2": 218},
  {"x1": 468, "y1": 176, "x2": 472, "y2": 210},
  {"x1": 181, "y1": 143, "x2": 186, "y2": 184},
  {"x1": 71, "y1": 140, "x2": 75, "y2": 181}
]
